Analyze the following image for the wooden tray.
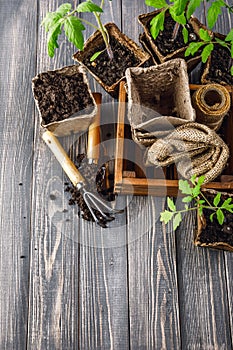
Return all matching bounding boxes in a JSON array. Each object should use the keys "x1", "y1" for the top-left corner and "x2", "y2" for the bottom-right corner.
[{"x1": 114, "y1": 82, "x2": 233, "y2": 196}]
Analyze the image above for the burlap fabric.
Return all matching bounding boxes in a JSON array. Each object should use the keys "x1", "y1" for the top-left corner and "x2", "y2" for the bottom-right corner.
[
  {"x1": 146, "y1": 122, "x2": 229, "y2": 183},
  {"x1": 192, "y1": 84, "x2": 231, "y2": 131},
  {"x1": 125, "y1": 58, "x2": 196, "y2": 146}
]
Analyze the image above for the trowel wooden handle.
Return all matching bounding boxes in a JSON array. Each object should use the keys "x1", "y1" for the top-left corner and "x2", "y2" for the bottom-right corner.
[
  {"x1": 87, "y1": 92, "x2": 102, "y2": 163},
  {"x1": 42, "y1": 130, "x2": 85, "y2": 188}
]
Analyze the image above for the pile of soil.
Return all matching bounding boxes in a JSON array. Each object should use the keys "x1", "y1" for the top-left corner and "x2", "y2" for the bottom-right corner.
[
  {"x1": 148, "y1": 15, "x2": 198, "y2": 55},
  {"x1": 198, "y1": 192, "x2": 233, "y2": 247},
  {"x1": 64, "y1": 154, "x2": 115, "y2": 227},
  {"x1": 204, "y1": 44, "x2": 233, "y2": 85},
  {"x1": 33, "y1": 69, "x2": 94, "y2": 125},
  {"x1": 83, "y1": 37, "x2": 140, "y2": 87}
]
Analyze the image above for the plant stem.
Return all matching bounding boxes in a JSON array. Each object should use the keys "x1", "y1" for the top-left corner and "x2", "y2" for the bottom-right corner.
[{"x1": 94, "y1": 12, "x2": 114, "y2": 59}]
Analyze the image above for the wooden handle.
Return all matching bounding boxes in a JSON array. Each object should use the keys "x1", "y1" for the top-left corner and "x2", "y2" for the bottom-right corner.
[
  {"x1": 42, "y1": 130, "x2": 85, "y2": 188},
  {"x1": 87, "y1": 92, "x2": 102, "y2": 163}
]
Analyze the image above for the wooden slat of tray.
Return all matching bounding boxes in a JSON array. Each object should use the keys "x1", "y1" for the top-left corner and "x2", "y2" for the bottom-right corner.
[{"x1": 114, "y1": 83, "x2": 233, "y2": 196}]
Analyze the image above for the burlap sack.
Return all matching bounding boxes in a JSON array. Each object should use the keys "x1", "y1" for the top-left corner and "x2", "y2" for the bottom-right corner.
[
  {"x1": 146, "y1": 122, "x2": 229, "y2": 183},
  {"x1": 126, "y1": 59, "x2": 196, "y2": 146}
]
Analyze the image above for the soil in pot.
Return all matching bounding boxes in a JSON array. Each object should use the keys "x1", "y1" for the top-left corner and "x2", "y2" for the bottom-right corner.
[
  {"x1": 195, "y1": 191, "x2": 233, "y2": 251},
  {"x1": 33, "y1": 69, "x2": 94, "y2": 125},
  {"x1": 83, "y1": 36, "x2": 140, "y2": 87},
  {"x1": 202, "y1": 44, "x2": 233, "y2": 85}
]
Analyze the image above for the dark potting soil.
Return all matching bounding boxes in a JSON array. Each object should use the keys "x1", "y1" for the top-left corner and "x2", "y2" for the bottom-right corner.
[
  {"x1": 83, "y1": 37, "x2": 140, "y2": 87},
  {"x1": 147, "y1": 15, "x2": 198, "y2": 55},
  {"x1": 198, "y1": 192, "x2": 233, "y2": 247},
  {"x1": 64, "y1": 154, "x2": 115, "y2": 226},
  {"x1": 204, "y1": 44, "x2": 233, "y2": 85},
  {"x1": 32, "y1": 69, "x2": 94, "y2": 125}
]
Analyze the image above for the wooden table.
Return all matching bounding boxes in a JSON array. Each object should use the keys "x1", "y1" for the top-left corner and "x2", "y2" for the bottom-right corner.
[{"x1": 1, "y1": 1, "x2": 233, "y2": 349}]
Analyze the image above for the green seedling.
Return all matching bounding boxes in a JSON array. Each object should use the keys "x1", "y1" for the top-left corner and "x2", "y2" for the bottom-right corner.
[
  {"x1": 160, "y1": 175, "x2": 233, "y2": 230},
  {"x1": 42, "y1": 0, "x2": 113, "y2": 61}
]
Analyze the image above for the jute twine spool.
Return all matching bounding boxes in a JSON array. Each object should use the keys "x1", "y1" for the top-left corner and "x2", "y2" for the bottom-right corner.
[
  {"x1": 146, "y1": 122, "x2": 229, "y2": 183},
  {"x1": 192, "y1": 83, "x2": 231, "y2": 131}
]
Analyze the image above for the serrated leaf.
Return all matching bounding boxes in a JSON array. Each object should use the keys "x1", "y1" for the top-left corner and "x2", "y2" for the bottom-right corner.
[
  {"x1": 192, "y1": 184, "x2": 201, "y2": 197},
  {"x1": 216, "y1": 208, "x2": 224, "y2": 225},
  {"x1": 90, "y1": 50, "x2": 104, "y2": 61},
  {"x1": 179, "y1": 179, "x2": 193, "y2": 195},
  {"x1": 207, "y1": 0, "x2": 223, "y2": 29},
  {"x1": 150, "y1": 11, "x2": 165, "y2": 39},
  {"x1": 210, "y1": 212, "x2": 215, "y2": 222},
  {"x1": 173, "y1": 212, "x2": 182, "y2": 230},
  {"x1": 201, "y1": 43, "x2": 214, "y2": 63},
  {"x1": 185, "y1": 41, "x2": 204, "y2": 56},
  {"x1": 213, "y1": 192, "x2": 221, "y2": 206},
  {"x1": 41, "y1": 12, "x2": 63, "y2": 32},
  {"x1": 199, "y1": 28, "x2": 211, "y2": 41},
  {"x1": 47, "y1": 22, "x2": 62, "y2": 57},
  {"x1": 182, "y1": 196, "x2": 193, "y2": 203},
  {"x1": 225, "y1": 29, "x2": 233, "y2": 42},
  {"x1": 169, "y1": 7, "x2": 186, "y2": 25},
  {"x1": 167, "y1": 197, "x2": 176, "y2": 211},
  {"x1": 77, "y1": 1, "x2": 103, "y2": 13},
  {"x1": 186, "y1": 0, "x2": 202, "y2": 19},
  {"x1": 56, "y1": 3, "x2": 72, "y2": 15},
  {"x1": 145, "y1": 0, "x2": 167, "y2": 8},
  {"x1": 182, "y1": 27, "x2": 189, "y2": 44},
  {"x1": 221, "y1": 197, "x2": 232, "y2": 209},
  {"x1": 231, "y1": 66, "x2": 233, "y2": 76},
  {"x1": 64, "y1": 16, "x2": 85, "y2": 50},
  {"x1": 160, "y1": 210, "x2": 174, "y2": 224},
  {"x1": 172, "y1": 0, "x2": 189, "y2": 16}
]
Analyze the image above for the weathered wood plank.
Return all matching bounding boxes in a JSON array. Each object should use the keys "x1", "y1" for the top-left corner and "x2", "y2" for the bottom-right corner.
[{"x1": 0, "y1": 0, "x2": 37, "y2": 348}]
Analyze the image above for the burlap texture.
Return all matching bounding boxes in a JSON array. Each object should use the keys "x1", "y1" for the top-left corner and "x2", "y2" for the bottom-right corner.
[
  {"x1": 146, "y1": 122, "x2": 229, "y2": 183},
  {"x1": 126, "y1": 59, "x2": 196, "y2": 146},
  {"x1": 192, "y1": 84, "x2": 231, "y2": 131}
]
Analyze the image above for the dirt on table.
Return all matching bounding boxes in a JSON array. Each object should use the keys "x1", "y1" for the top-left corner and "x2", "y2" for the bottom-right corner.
[
  {"x1": 83, "y1": 36, "x2": 140, "y2": 87},
  {"x1": 33, "y1": 70, "x2": 94, "y2": 125}
]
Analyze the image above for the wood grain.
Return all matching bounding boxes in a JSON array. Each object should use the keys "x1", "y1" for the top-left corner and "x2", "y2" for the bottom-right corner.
[{"x1": 0, "y1": 0, "x2": 37, "y2": 348}]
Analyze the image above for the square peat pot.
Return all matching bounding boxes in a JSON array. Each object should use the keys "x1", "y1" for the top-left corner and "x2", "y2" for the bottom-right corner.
[
  {"x1": 73, "y1": 22, "x2": 151, "y2": 98},
  {"x1": 114, "y1": 82, "x2": 233, "y2": 197},
  {"x1": 195, "y1": 190, "x2": 233, "y2": 252},
  {"x1": 138, "y1": 10, "x2": 202, "y2": 72},
  {"x1": 32, "y1": 65, "x2": 97, "y2": 137}
]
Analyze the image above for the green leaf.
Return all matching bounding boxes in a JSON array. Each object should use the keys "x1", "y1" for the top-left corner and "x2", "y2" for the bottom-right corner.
[
  {"x1": 160, "y1": 210, "x2": 174, "y2": 224},
  {"x1": 64, "y1": 16, "x2": 85, "y2": 50},
  {"x1": 231, "y1": 65, "x2": 233, "y2": 76},
  {"x1": 77, "y1": 1, "x2": 103, "y2": 13},
  {"x1": 198, "y1": 206, "x2": 203, "y2": 216},
  {"x1": 150, "y1": 11, "x2": 165, "y2": 39},
  {"x1": 231, "y1": 43, "x2": 233, "y2": 58},
  {"x1": 213, "y1": 192, "x2": 221, "y2": 206},
  {"x1": 199, "y1": 28, "x2": 211, "y2": 41},
  {"x1": 179, "y1": 179, "x2": 193, "y2": 195},
  {"x1": 216, "y1": 208, "x2": 224, "y2": 225},
  {"x1": 210, "y1": 212, "x2": 215, "y2": 222},
  {"x1": 169, "y1": 7, "x2": 186, "y2": 25},
  {"x1": 90, "y1": 50, "x2": 104, "y2": 61},
  {"x1": 145, "y1": 0, "x2": 167, "y2": 8},
  {"x1": 173, "y1": 212, "x2": 182, "y2": 230},
  {"x1": 185, "y1": 41, "x2": 204, "y2": 56},
  {"x1": 197, "y1": 199, "x2": 206, "y2": 205},
  {"x1": 201, "y1": 43, "x2": 214, "y2": 63},
  {"x1": 221, "y1": 197, "x2": 232, "y2": 209},
  {"x1": 41, "y1": 12, "x2": 63, "y2": 32},
  {"x1": 182, "y1": 26, "x2": 189, "y2": 44},
  {"x1": 182, "y1": 196, "x2": 193, "y2": 203},
  {"x1": 207, "y1": 0, "x2": 223, "y2": 29},
  {"x1": 47, "y1": 22, "x2": 62, "y2": 57},
  {"x1": 56, "y1": 3, "x2": 72, "y2": 15},
  {"x1": 186, "y1": 0, "x2": 202, "y2": 19},
  {"x1": 167, "y1": 197, "x2": 176, "y2": 211},
  {"x1": 173, "y1": 0, "x2": 189, "y2": 16},
  {"x1": 192, "y1": 184, "x2": 201, "y2": 197},
  {"x1": 215, "y1": 37, "x2": 229, "y2": 48},
  {"x1": 190, "y1": 174, "x2": 197, "y2": 185},
  {"x1": 225, "y1": 29, "x2": 233, "y2": 42},
  {"x1": 197, "y1": 175, "x2": 205, "y2": 186}
]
